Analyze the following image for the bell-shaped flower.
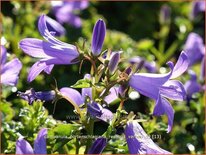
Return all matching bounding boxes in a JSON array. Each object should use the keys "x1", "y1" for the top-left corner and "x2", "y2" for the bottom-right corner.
[
  {"x1": 19, "y1": 15, "x2": 79, "y2": 82},
  {"x1": 51, "y1": 0, "x2": 88, "y2": 28},
  {"x1": 91, "y1": 19, "x2": 106, "y2": 56},
  {"x1": 0, "y1": 46, "x2": 22, "y2": 86},
  {"x1": 184, "y1": 32, "x2": 205, "y2": 66},
  {"x1": 184, "y1": 70, "x2": 202, "y2": 101},
  {"x1": 60, "y1": 74, "x2": 114, "y2": 123},
  {"x1": 16, "y1": 128, "x2": 47, "y2": 154},
  {"x1": 191, "y1": 0, "x2": 205, "y2": 19},
  {"x1": 18, "y1": 88, "x2": 56, "y2": 105},
  {"x1": 129, "y1": 51, "x2": 189, "y2": 132},
  {"x1": 87, "y1": 137, "x2": 107, "y2": 154},
  {"x1": 44, "y1": 15, "x2": 65, "y2": 37},
  {"x1": 125, "y1": 120, "x2": 171, "y2": 154}
]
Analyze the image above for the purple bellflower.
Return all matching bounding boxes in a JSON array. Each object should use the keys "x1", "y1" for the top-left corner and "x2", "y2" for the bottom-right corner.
[
  {"x1": 87, "y1": 137, "x2": 107, "y2": 154},
  {"x1": 16, "y1": 128, "x2": 47, "y2": 154},
  {"x1": 184, "y1": 32, "x2": 205, "y2": 66},
  {"x1": 129, "y1": 51, "x2": 189, "y2": 132},
  {"x1": 184, "y1": 70, "x2": 202, "y2": 101},
  {"x1": 60, "y1": 74, "x2": 114, "y2": 123},
  {"x1": 44, "y1": 15, "x2": 66, "y2": 37},
  {"x1": 125, "y1": 121, "x2": 171, "y2": 154},
  {"x1": 18, "y1": 88, "x2": 56, "y2": 105},
  {"x1": 51, "y1": 1, "x2": 88, "y2": 28},
  {"x1": 91, "y1": 19, "x2": 106, "y2": 56},
  {"x1": 19, "y1": 15, "x2": 79, "y2": 82},
  {"x1": 0, "y1": 46, "x2": 22, "y2": 86},
  {"x1": 191, "y1": 0, "x2": 205, "y2": 19},
  {"x1": 129, "y1": 56, "x2": 157, "y2": 73},
  {"x1": 184, "y1": 32, "x2": 205, "y2": 80}
]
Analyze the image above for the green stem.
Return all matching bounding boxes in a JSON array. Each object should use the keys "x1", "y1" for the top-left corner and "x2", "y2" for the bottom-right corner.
[{"x1": 85, "y1": 118, "x2": 94, "y2": 153}]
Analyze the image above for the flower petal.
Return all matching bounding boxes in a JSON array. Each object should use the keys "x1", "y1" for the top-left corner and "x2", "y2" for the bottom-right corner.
[
  {"x1": 108, "y1": 52, "x2": 120, "y2": 74},
  {"x1": 16, "y1": 137, "x2": 34, "y2": 154},
  {"x1": 60, "y1": 87, "x2": 83, "y2": 106},
  {"x1": 44, "y1": 64, "x2": 54, "y2": 74},
  {"x1": 104, "y1": 87, "x2": 119, "y2": 104},
  {"x1": 129, "y1": 62, "x2": 174, "y2": 99},
  {"x1": 170, "y1": 51, "x2": 189, "y2": 79},
  {"x1": 201, "y1": 57, "x2": 205, "y2": 81},
  {"x1": 153, "y1": 95, "x2": 174, "y2": 133},
  {"x1": 27, "y1": 61, "x2": 48, "y2": 82},
  {"x1": 87, "y1": 137, "x2": 107, "y2": 154},
  {"x1": 184, "y1": 33, "x2": 205, "y2": 66},
  {"x1": 87, "y1": 102, "x2": 103, "y2": 118},
  {"x1": 98, "y1": 108, "x2": 113, "y2": 123},
  {"x1": 81, "y1": 74, "x2": 92, "y2": 100},
  {"x1": 160, "y1": 80, "x2": 186, "y2": 101},
  {"x1": 34, "y1": 128, "x2": 47, "y2": 154},
  {"x1": 125, "y1": 121, "x2": 171, "y2": 154},
  {"x1": 44, "y1": 15, "x2": 65, "y2": 37},
  {"x1": 0, "y1": 45, "x2": 7, "y2": 64},
  {"x1": 1, "y1": 58, "x2": 22, "y2": 86},
  {"x1": 91, "y1": 19, "x2": 106, "y2": 56}
]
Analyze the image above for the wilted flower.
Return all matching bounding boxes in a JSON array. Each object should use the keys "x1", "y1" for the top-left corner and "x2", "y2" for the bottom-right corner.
[
  {"x1": 191, "y1": 0, "x2": 205, "y2": 19},
  {"x1": 87, "y1": 137, "x2": 107, "y2": 154},
  {"x1": 184, "y1": 70, "x2": 202, "y2": 101},
  {"x1": 0, "y1": 46, "x2": 22, "y2": 86},
  {"x1": 125, "y1": 120, "x2": 171, "y2": 154},
  {"x1": 91, "y1": 19, "x2": 106, "y2": 56},
  {"x1": 51, "y1": 0, "x2": 88, "y2": 28},
  {"x1": 129, "y1": 51, "x2": 188, "y2": 132},
  {"x1": 16, "y1": 128, "x2": 47, "y2": 154},
  {"x1": 18, "y1": 88, "x2": 56, "y2": 105},
  {"x1": 44, "y1": 15, "x2": 66, "y2": 37},
  {"x1": 19, "y1": 15, "x2": 79, "y2": 82}
]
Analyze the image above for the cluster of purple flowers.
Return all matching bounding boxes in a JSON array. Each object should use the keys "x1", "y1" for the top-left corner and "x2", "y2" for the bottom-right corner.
[{"x1": 1, "y1": 2, "x2": 204, "y2": 154}]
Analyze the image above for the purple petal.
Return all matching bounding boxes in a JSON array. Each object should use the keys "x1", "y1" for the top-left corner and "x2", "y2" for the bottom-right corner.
[
  {"x1": 160, "y1": 4, "x2": 171, "y2": 24},
  {"x1": 56, "y1": 12, "x2": 82, "y2": 28},
  {"x1": 16, "y1": 137, "x2": 34, "y2": 154},
  {"x1": 81, "y1": 74, "x2": 92, "y2": 100},
  {"x1": 153, "y1": 95, "x2": 174, "y2": 133},
  {"x1": 108, "y1": 52, "x2": 120, "y2": 74},
  {"x1": 170, "y1": 51, "x2": 189, "y2": 79},
  {"x1": 87, "y1": 102, "x2": 103, "y2": 118},
  {"x1": 38, "y1": 15, "x2": 77, "y2": 47},
  {"x1": 44, "y1": 15, "x2": 65, "y2": 37},
  {"x1": 91, "y1": 19, "x2": 106, "y2": 56},
  {"x1": 160, "y1": 80, "x2": 186, "y2": 101},
  {"x1": 191, "y1": 1, "x2": 205, "y2": 19},
  {"x1": 125, "y1": 121, "x2": 171, "y2": 154},
  {"x1": 44, "y1": 64, "x2": 54, "y2": 74},
  {"x1": 27, "y1": 61, "x2": 49, "y2": 82},
  {"x1": 34, "y1": 128, "x2": 47, "y2": 154},
  {"x1": 19, "y1": 38, "x2": 79, "y2": 62},
  {"x1": 104, "y1": 87, "x2": 119, "y2": 104},
  {"x1": 60, "y1": 87, "x2": 83, "y2": 106},
  {"x1": 184, "y1": 33, "x2": 205, "y2": 66},
  {"x1": 87, "y1": 137, "x2": 107, "y2": 154},
  {"x1": 98, "y1": 108, "x2": 113, "y2": 123},
  {"x1": 129, "y1": 62, "x2": 174, "y2": 99},
  {"x1": 65, "y1": 1, "x2": 89, "y2": 10},
  {"x1": 1, "y1": 58, "x2": 22, "y2": 86},
  {"x1": 0, "y1": 45, "x2": 7, "y2": 64},
  {"x1": 184, "y1": 70, "x2": 202, "y2": 99}
]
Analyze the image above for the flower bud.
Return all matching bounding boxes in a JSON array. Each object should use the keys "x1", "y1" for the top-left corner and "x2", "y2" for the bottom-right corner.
[
  {"x1": 159, "y1": 5, "x2": 171, "y2": 25},
  {"x1": 87, "y1": 137, "x2": 107, "y2": 154},
  {"x1": 91, "y1": 19, "x2": 106, "y2": 56},
  {"x1": 108, "y1": 52, "x2": 120, "y2": 74}
]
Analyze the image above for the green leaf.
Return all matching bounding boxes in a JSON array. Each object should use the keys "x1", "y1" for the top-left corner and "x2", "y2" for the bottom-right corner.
[{"x1": 71, "y1": 79, "x2": 92, "y2": 88}]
